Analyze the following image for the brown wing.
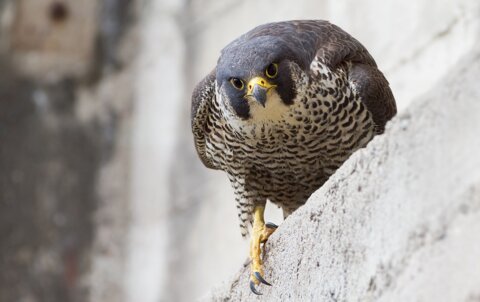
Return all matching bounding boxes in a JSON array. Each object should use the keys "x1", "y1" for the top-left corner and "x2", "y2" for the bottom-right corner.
[
  {"x1": 304, "y1": 21, "x2": 396, "y2": 131},
  {"x1": 191, "y1": 69, "x2": 218, "y2": 169},
  {"x1": 292, "y1": 21, "x2": 396, "y2": 131},
  {"x1": 306, "y1": 22, "x2": 397, "y2": 132},
  {"x1": 348, "y1": 63, "x2": 397, "y2": 133}
]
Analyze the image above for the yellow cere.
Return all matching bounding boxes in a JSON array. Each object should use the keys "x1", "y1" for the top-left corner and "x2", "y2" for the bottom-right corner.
[{"x1": 246, "y1": 77, "x2": 277, "y2": 95}]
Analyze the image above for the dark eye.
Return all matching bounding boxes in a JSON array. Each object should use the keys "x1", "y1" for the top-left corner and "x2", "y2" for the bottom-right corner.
[
  {"x1": 229, "y1": 78, "x2": 244, "y2": 90},
  {"x1": 265, "y1": 63, "x2": 278, "y2": 78}
]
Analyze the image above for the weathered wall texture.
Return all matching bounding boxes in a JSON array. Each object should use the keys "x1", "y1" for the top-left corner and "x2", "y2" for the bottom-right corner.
[{"x1": 203, "y1": 43, "x2": 480, "y2": 302}]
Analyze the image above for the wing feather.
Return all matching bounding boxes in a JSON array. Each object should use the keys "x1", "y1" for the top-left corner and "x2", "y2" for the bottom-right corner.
[
  {"x1": 297, "y1": 21, "x2": 397, "y2": 130},
  {"x1": 348, "y1": 63, "x2": 397, "y2": 133},
  {"x1": 191, "y1": 69, "x2": 218, "y2": 169}
]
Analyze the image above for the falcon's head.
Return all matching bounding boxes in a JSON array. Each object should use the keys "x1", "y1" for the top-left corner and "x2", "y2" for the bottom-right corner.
[{"x1": 216, "y1": 35, "x2": 309, "y2": 122}]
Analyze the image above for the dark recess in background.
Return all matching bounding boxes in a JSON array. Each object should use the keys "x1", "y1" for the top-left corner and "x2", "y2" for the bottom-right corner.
[{"x1": 0, "y1": 0, "x2": 133, "y2": 301}]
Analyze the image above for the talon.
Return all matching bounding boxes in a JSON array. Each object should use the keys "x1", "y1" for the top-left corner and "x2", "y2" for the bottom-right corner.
[
  {"x1": 265, "y1": 222, "x2": 278, "y2": 229},
  {"x1": 250, "y1": 280, "x2": 262, "y2": 295},
  {"x1": 254, "y1": 271, "x2": 272, "y2": 286},
  {"x1": 249, "y1": 206, "x2": 275, "y2": 293}
]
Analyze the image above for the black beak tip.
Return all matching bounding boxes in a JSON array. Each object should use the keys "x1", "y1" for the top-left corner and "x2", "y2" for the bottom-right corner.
[{"x1": 252, "y1": 85, "x2": 267, "y2": 107}]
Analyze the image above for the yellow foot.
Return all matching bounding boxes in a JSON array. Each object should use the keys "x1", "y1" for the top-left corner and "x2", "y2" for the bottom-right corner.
[{"x1": 249, "y1": 205, "x2": 278, "y2": 295}]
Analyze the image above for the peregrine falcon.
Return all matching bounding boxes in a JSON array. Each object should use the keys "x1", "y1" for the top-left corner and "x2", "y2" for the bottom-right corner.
[{"x1": 191, "y1": 20, "x2": 396, "y2": 294}]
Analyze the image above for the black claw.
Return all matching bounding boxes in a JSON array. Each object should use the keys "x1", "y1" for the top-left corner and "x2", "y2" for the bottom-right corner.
[
  {"x1": 254, "y1": 271, "x2": 272, "y2": 286},
  {"x1": 265, "y1": 222, "x2": 278, "y2": 229},
  {"x1": 250, "y1": 281, "x2": 262, "y2": 295}
]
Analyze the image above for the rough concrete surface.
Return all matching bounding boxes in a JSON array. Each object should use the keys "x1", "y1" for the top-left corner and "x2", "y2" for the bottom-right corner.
[{"x1": 202, "y1": 47, "x2": 480, "y2": 302}]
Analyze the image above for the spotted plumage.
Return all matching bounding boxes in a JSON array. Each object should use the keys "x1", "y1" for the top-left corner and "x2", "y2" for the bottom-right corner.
[{"x1": 191, "y1": 20, "x2": 396, "y2": 237}]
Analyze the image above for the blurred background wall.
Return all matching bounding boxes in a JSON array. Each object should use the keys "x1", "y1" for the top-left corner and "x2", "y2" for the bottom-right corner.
[{"x1": 0, "y1": 0, "x2": 478, "y2": 302}]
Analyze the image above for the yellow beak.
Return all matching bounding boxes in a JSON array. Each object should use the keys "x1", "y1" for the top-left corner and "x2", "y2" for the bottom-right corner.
[{"x1": 246, "y1": 77, "x2": 276, "y2": 107}]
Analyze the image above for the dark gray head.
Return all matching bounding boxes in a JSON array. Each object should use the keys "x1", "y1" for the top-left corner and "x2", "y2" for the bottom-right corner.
[{"x1": 216, "y1": 34, "x2": 311, "y2": 121}]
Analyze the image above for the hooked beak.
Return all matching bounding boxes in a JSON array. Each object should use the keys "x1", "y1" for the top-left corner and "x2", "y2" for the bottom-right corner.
[{"x1": 246, "y1": 77, "x2": 276, "y2": 107}]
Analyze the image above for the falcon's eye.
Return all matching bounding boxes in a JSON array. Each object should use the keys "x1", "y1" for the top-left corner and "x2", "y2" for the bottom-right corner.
[
  {"x1": 265, "y1": 63, "x2": 278, "y2": 78},
  {"x1": 230, "y1": 78, "x2": 244, "y2": 90}
]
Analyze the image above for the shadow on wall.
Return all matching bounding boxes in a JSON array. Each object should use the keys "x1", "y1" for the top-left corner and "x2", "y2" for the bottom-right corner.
[{"x1": 0, "y1": 60, "x2": 102, "y2": 301}]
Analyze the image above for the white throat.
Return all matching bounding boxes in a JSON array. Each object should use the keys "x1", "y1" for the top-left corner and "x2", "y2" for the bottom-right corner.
[{"x1": 248, "y1": 90, "x2": 291, "y2": 123}]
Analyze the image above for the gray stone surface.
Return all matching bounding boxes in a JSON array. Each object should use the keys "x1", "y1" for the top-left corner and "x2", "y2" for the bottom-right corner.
[{"x1": 202, "y1": 46, "x2": 480, "y2": 301}]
